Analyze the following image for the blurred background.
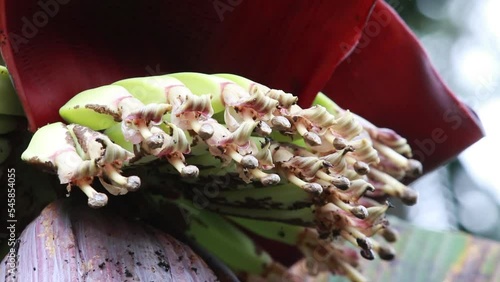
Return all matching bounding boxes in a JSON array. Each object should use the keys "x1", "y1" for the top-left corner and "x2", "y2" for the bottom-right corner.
[{"x1": 390, "y1": 0, "x2": 500, "y2": 240}]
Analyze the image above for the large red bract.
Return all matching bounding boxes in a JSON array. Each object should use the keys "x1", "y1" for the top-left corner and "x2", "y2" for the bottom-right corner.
[{"x1": 0, "y1": 0, "x2": 375, "y2": 130}]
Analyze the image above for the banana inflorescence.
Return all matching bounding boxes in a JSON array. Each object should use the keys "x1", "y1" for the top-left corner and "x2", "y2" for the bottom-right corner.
[{"x1": 21, "y1": 72, "x2": 422, "y2": 281}]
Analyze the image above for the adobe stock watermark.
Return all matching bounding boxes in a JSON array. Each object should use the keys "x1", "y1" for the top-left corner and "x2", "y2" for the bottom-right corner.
[
  {"x1": 339, "y1": 0, "x2": 407, "y2": 63},
  {"x1": 5, "y1": 168, "x2": 18, "y2": 278},
  {"x1": 8, "y1": 0, "x2": 71, "y2": 53},
  {"x1": 212, "y1": 0, "x2": 243, "y2": 22}
]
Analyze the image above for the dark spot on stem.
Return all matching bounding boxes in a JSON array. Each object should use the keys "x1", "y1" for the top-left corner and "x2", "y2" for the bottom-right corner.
[
  {"x1": 125, "y1": 269, "x2": 133, "y2": 278},
  {"x1": 278, "y1": 229, "x2": 285, "y2": 238},
  {"x1": 157, "y1": 261, "x2": 170, "y2": 272},
  {"x1": 85, "y1": 104, "x2": 121, "y2": 121}
]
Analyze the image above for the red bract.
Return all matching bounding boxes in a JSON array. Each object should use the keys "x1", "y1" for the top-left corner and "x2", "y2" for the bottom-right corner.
[{"x1": 0, "y1": 0, "x2": 482, "y2": 170}]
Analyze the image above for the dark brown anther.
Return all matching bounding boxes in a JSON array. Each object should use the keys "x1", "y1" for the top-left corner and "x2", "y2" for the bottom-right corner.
[
  {"x1": 198, "y1": 123, "x2": 215, "y2": 140},
  {"x1": 353, "y1": 161, "x2": 370, "y2": 175},
  {"x1": 360, "y1": 249, "x2": 375, "y2": 260},
  {"x1": 303, "y1": 183, "x2": 323, "y2": 195},
  {"x1": 400, "y1": 188, "x2": 418, "y2": 206},
  {"x1": 333, "y1": 137, "x2": 348, "y2": 150},
  {"x1": 406, "y1": 159, "x2": 423, "y2": 178},
  {"x1": 366, "y1": 183, "x2": 376, "y2": 192},
  {"x1": 255, "y1": 121, "x2": 272, "y2": 136},
  {"x1": 344, "y1": 145, "x2": 355, "y2": 152},
  {"x1": 351, "y1": 205, "x2": 368, "y2": 219},
  {"x1": 240, "y1": 155, "x2": 259, "y2": 169},
  {"x1": 356, "y1": 238, "x2": 370, "y2": 250},
  {"x1": 303, "y1": 132, "x2": 322, "y2": 147},
  {"x1": 145, "y1": 133, "x2": 165, "y2": 150},
  {"x1": 332, "y1": 176, "x2": 350, "y2": 190},
  {"x1": 322, "y1": 160, "x2": 333, "y2": 168},
  {"x1": 377, "y1": 245, "x2": 396, "y2": 261},
  {"x1": 381, "y1": 227, "x2": 399, "y2": 243},
  {"x1": 271, "y1": 116, "x2": 292, "y2": 131}
]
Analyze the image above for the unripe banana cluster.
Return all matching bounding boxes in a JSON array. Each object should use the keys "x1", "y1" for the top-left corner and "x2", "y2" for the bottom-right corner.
[{"x1": 21, "y1": 72, "x2": 422, "y2": 281}]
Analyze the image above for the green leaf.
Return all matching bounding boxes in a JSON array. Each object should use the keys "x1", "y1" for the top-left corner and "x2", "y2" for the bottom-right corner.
[{"x1": 329, "y1": 217, "x2": 500, "y2": 282}]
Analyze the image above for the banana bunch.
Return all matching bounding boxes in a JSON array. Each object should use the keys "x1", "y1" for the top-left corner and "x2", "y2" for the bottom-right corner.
[
  {"x1": 21, "y1": 72, "x2": 422, "y2": 281},
  {"x1": 0, "y1": 65, "x2": 24, "y2": 166}
]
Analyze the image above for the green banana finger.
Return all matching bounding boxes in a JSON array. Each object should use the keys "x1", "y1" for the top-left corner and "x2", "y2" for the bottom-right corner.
[
  {"x1": 113, "y1": 75, "x2": 181, "y2": 104},
  {"x1": 168, "y1": 72, "x2": 227, "y2": 113},
  {"x1": 0, "y1": 66, "x2": 24, "y2": 116},
  {"x1": 59, "y1": 85, "x2": 133, "y2": 130}
]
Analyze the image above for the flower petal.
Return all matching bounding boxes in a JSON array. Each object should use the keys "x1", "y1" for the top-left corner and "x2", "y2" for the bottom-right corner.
[{"x1": 321, "y1": 0, "x2": 484, "y2": 173}]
